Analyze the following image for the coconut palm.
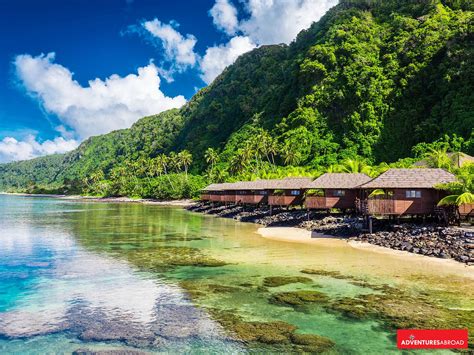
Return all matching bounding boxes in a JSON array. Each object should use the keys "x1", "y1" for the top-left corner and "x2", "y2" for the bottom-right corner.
[
  {"x1": 281, "y1": 144, "x2": 301, "y2": 166},
  {"x1": 437, "y1": 163, "x2": 474, "y2": 207},
  {"x1": 204, "y1": 147, "x2": 219, "y2": 172},
  {"x1": 178, "y1": 150, "x2": 193, "y2": 177},
  {"x1": 423, "y1": 147, "x2": 452, "y2": 170}
]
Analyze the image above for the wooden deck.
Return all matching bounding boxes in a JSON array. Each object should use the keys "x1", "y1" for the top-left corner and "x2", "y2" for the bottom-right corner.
[
  {"x1": 459, "y1": 203, "x2": 473, "y2": 217},
  {"x1": 305, "y1": 196, "x2": 340, "y2": 209},
  {"x1": 220, "y1": 194, "x2": 236, "y2": 203},
  {"x1": 367, "y1": 198, "x2": 435, "y2": 215},
  {"x1": 268, "y1": 195, "x2": 299, "y2": 206},
  {"x1": 235, "y1": 195, "x2": 265, "y2": 204}
]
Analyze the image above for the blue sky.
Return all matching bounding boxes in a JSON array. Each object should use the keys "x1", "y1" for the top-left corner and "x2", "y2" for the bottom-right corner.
[{"x1": 0, "y1": 0, "x2": 337, "y2": 163}]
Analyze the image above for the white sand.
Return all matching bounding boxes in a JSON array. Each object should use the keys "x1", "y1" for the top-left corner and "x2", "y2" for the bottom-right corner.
[{"x1": 257, "y1": 226, "x2": 473, "y2": 270}]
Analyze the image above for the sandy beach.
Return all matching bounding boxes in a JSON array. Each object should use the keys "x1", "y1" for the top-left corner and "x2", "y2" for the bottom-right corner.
[{"x1": 257, "y1": 226, "x2": 474, "y2": 274}]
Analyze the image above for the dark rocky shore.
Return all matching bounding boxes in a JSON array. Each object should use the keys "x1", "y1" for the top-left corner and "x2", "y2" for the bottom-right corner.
[{"x1": 187, "y1": 202, "x2": 474, "y2": 265}]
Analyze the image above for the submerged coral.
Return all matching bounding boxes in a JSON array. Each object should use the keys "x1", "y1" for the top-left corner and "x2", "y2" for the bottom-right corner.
[
  {"x1": 206, "y1": 308, "x2": 336, "y2": 352},
  {"x1": 123, "y1": 246, "x2": 229, "y2": 272},
  {"x1": 262, "y1": 276, "x2": 313, "y2": 287},
  {"x1": 270, "y1": 291, "x2": 329, "y2": 306}
]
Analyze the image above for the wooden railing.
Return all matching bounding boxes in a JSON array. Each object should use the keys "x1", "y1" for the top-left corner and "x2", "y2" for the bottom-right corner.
[
  {"x1": 459, "y1": 203, "x2": 473, "y2": 217},
  {"x1": 367, "y1": 199, "x2": 396, "y2": 214},
  {"x1": 235, "y1": 195, "x2": 264, "y2": 204},
  {"x1": 220, "y1": 194, "x2": 236, "y2": 203},
  {"x1": 305, "y1": 196, "x2": 339, "y2": 209},
  {"x1": 209, "y1": 195, "x2": 222, "y2": 202},
  {"x1": 268, "y1": 195, "x2": 297, "y2": 206}
]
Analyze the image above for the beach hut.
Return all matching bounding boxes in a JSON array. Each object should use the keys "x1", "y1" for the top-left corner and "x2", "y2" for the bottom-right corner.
[
  {"x1": 232, "y1": 180, "x2": 270, "y2": 205},
  {"x1": 218, "y1": 183, "x2": 238, "y2": 204},
  {"x1": 266, "y1": 177, "x2": 314, "y2": 207},
  {"x1": 360, "y1": 168, "x2": 456, "y2": 216},
  {"x1": 200, "y1": 183, "x2": 222, "y2": 202},
  {"x1": 305, "y1": 173, "x2": 371, "y2": 211}
]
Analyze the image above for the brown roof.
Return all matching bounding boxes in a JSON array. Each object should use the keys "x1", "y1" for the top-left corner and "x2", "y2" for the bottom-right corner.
[
  {"x1": 360, "y1": 168, "x2": 456, "y2": 189},
  {"x1": 309, "y1": 173, "x2": 372, "y2": 189},
  {"x1": 262, "y1": 177, "x2": 313, "y2": 190},
  {"x1": 202, "y1": 183, "x2": 219, "y2": 191},
  {"x1": 203, "y1": 177, "x2": 314, "y2": 191}
]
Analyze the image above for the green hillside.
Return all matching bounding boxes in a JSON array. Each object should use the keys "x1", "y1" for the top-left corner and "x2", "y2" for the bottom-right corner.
[{"x1": 1, "y1": 0, "x2": 473, "y2": 197}]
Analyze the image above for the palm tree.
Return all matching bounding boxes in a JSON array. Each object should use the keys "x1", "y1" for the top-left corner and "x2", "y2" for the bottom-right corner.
[
  {"x1": 438, "y1": 192, "x2": 474, "y2": 207},
  {"x1": 437, "y1": 164, "x2": 474, "y2": 207},
  {"x1": 178, "y1": 150, "x2": 193, "y2": 178},
  {"x1": 281, "y1": 144, "x2": 301, "y2": 166},
  {"x1": 168, "y1": 152, "x2": 180, "y2": 172},
  {"x1": 423, "y1": 147, "x2": 452, "y2": 170},
  {"x1": 259, "y1": 131, "x2": 277, "y2": 166},
  {"x1": 204, "y1": 147, "x2": 219, "y2": 172},
  {"x1": 151, "y1": 156, "x2": 164, "y2": 177}
]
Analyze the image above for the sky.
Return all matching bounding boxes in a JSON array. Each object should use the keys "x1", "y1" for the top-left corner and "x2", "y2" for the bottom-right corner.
[{"x1": 0, "y1": 0, "x2": 338, "y2": 163}]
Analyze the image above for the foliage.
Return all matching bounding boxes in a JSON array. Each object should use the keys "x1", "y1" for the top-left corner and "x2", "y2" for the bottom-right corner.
[{"x1": 0, "y1": 0, "x2": 472, "y2": 199}]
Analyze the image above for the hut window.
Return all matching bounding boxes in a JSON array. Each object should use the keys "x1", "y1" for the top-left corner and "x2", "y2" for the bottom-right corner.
[
  {"x1": 258, "y1": 191, "x2": 267, "y2": 195},
  {"x1": 406, "y1": 190, "x2": 421, "y2": 198},
  {"x1": 333, "y1": 190, "x2": 345, "y2": 197},
  {"x1": 290, "y1": 190, "x2": 300, "y2": 196}
]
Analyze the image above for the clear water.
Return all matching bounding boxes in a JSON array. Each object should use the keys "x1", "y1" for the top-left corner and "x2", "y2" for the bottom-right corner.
[{"x1": 0, "y1": 195, "x2": 472, "y2": 354}]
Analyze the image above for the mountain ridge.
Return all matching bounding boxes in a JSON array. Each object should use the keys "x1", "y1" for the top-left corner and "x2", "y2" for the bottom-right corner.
[{"x1": 1, "y1": 0, "x2": 472, "y2": 193}]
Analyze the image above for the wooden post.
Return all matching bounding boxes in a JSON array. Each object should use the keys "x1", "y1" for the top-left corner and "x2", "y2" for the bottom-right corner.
[{"x1": 368, "y1": 216, "x2": 373, "y2": 234}]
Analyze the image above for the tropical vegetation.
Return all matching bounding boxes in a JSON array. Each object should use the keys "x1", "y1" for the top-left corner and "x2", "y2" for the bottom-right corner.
[{"x1": 0, "y1": 0, "x2": 472, "y2": 200}]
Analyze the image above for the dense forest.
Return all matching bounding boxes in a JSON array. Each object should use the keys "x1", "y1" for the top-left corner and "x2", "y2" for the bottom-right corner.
[{"x1": 0, "y1": 0, "x2": 473, "y2": 199}]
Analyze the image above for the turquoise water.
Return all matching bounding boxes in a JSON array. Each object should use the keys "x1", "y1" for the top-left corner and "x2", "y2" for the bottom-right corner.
[{"x1": 0, "y1": 195, "x2": 472, "y2": 354}]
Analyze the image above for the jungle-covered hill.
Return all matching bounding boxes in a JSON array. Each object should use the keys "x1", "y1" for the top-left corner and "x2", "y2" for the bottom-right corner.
[{"x1": 1, "y1": 0, "x2": 473, "y2": 195}]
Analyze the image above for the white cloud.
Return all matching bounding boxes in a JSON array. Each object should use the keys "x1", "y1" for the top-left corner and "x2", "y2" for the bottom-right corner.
[
  {"x1": 240, "y1": 0, "x2": 338, "y2": 44},
  {"x1": 199, "y1": 0, "x2": 336, "y2": 84},
  {"x1": 200, "y1": 36, "x2": 256, "y2": 84},
  {"x1": 14, "y1": 53, "x2": 186, "y2": 139},
  {"x1": 143, "y1": 19, "x2": 198, "y2": 70},
  {"x1": 0, "y1": 135, "x2": 79, "y2": 163},
  {"x1": 209, "y1": 0, "x2": 239, "y2": 35}
]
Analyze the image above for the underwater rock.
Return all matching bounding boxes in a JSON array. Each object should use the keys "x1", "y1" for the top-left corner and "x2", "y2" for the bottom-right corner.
[
  {"x1": 73, "y1": 350, "x2": 148, "y2": 355},
  {"x1": 290, "y1": 333, "x2": 336, "y2": 352},
  {"x1": 300, "y1": 269, "x2": 348, "y2": 279},
  {"x1": 205, "y1": 308, "x2": 337, "y2": 351},
  {"x1": 124, "y1": 246, "x2": 229, "y2": 272},
  {"x1": 262, "y1": 276, "x2": 313, "y2": 287},
  {"x1": 270, "y1": 291, "x2": 329, "y2": 306}
]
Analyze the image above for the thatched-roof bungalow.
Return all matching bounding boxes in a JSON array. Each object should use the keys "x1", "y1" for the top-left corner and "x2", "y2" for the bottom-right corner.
[
  {"x1": 266, "y1": 177, "x2": 313, "y2": 207},
  {"x1": 360, "y1": 168, "x2": 456, "y2": 216},
  {"x1": 305, "y1": 173, "x2": 371, "y2": 211}
]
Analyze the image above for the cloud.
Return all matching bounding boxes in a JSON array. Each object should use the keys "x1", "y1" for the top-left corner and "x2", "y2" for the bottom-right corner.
[
  {"x1": 142, "y1": 19, "x2": 198, "y2": 71},
  {"x1": 199, "y1": 0, "x2": 336, "y2": 84},
  {"x1": 239, "y1": 0, "x2": 338, "y2": 45},
  {"x1": 209, "y1": 0, "x2": 239, "y2": 35},
  {"x1": 0, "y1": 135, "x2": 79, "y2": 163},
  {"x1": 14, "y1": 53, "x2": 186, "y2": 139},
  {"x1": 199, "y1": 36, "x2": 256, "y2": 84}
]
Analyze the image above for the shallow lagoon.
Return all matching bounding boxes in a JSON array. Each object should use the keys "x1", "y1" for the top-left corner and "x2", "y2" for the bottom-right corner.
[{"x1": 0, "y1": 195, "x2": 472, "y2": 353}]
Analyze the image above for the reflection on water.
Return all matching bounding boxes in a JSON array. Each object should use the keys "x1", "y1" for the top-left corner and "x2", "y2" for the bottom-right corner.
[{"x1": 0, "y1": 195, "x2": 472, "y2": 354}]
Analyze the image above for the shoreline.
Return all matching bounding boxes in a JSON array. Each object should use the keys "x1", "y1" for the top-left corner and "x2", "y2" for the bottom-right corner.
[
  {"x1": 256, "y1": 226, "x2": 473, "y2": 271},
  {"x1": 0, "y1": 192, "x2": 197, "y2": 207},
  {"x1": 187, "y1": 202, "x2": 473, "y2": 266}
]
